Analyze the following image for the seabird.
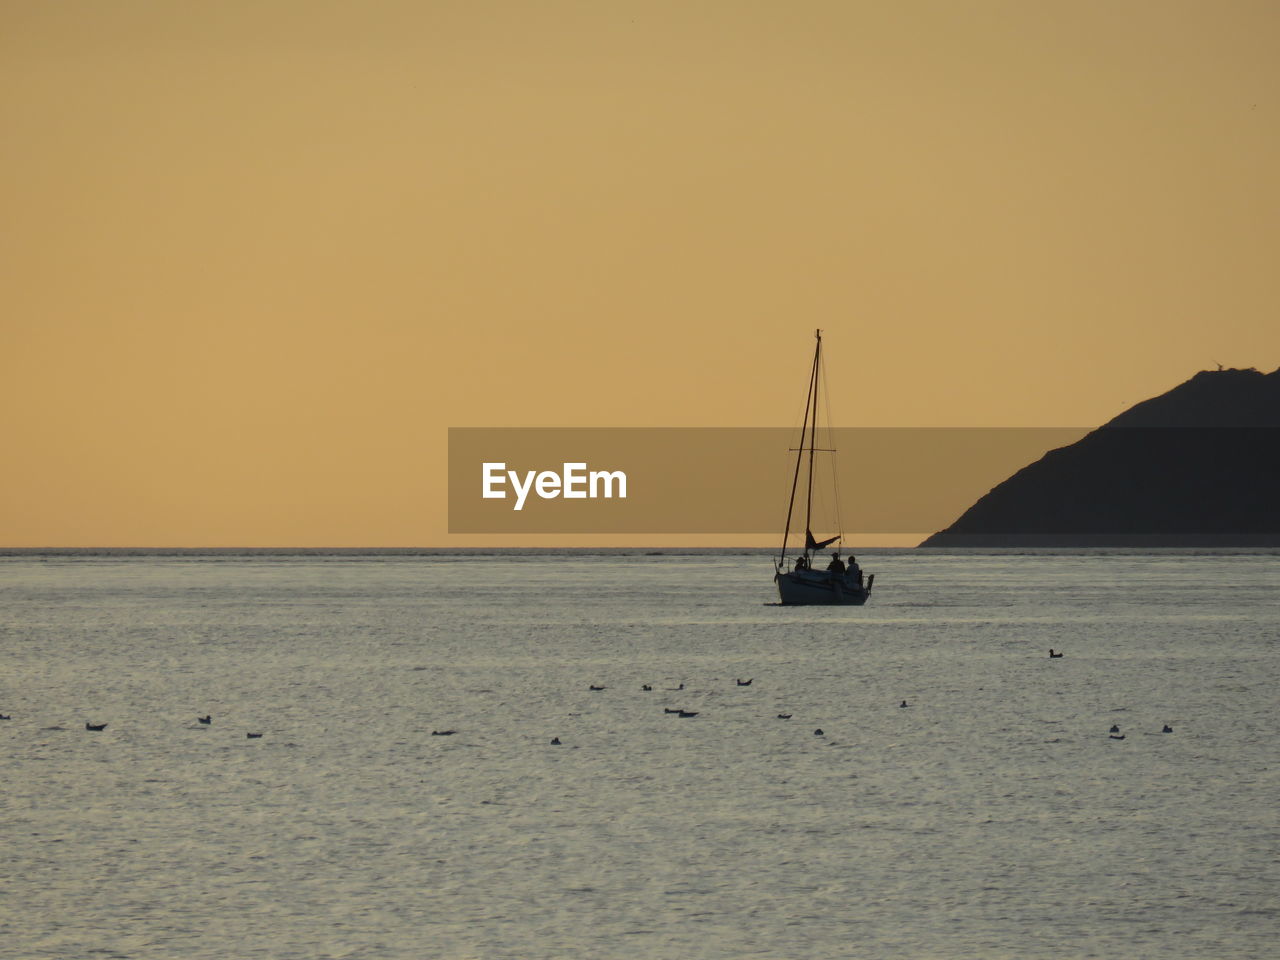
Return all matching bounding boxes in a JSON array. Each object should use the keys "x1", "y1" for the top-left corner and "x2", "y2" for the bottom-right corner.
[
  {"x1": 1110, "y1": 724, "x2": 1120, "y2": 733},
  {"x1": 430, "y1": 729, "x2": 456, "y2": 736},
  {"x1": 550, "y1": 737, "x2": 562, "y2": 745},
  {"x1": 85, "y1": 722, "x2": 107, "y2": 731},
  {"x1": 663, "y1": 707, "x2": 682, "y2": 714},
  {"x1": 588, "y1": 685, "x2": 606, "y2": 691},
  {"x1": 677, "y1": 710, "x2": 699, "y2": 718},
  {"x1": 900, "y1": 700, "x2": 909, "y2": 708},
  {"x1": 246, "y1": 732, "x2": 263, "y2": 739},
  {"x1": 1162, "y1": 724, "x2": 1173, "y2": 733},
  {"x1": 0, "y1": 714, "x2": 11, "y2": 720},
  {"x1": 736, "y1": 679, "x2": 753, "y2": 686},
  {"x1": 197, "y1": 715, "x2": 212, "y2": 725},
  {"x1": 641, "y1": 684, "x2": 652, "y2": 691},
  {"x1": 777, "y1": 713, "x2": 792, "y2": 719},
  {"x1": 1048, "y1": 649, "x2": 1064, "y2": 658},
  {"x1": 813, "y1": 728, "x2": 824, "y2": 736}
]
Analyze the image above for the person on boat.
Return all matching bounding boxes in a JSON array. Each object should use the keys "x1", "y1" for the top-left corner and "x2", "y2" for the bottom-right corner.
[
  {"x1": 846, "y1": 555, "x2": 862, "y2": 586},
  {"x1": 827, "y1": 552, "x2": 846, "y2": 574},
  {"x1": 795, "y1": 555, "x2": 809, "y2": 571}
]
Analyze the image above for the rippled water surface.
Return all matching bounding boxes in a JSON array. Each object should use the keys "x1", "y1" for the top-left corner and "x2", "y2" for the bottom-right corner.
[{"x1": 2, "y1": 551, "x2": 1277, "y2": 959}]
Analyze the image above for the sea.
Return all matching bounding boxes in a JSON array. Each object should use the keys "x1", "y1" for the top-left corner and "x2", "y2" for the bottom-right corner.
[{"x1": 1, "y1": 549, "x2": 1277, "y2": 960}]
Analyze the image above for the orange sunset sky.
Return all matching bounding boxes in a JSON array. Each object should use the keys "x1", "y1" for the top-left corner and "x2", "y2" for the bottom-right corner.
[{"x1": 3, "y1": 1, "x2": 1278, "y2": 547}]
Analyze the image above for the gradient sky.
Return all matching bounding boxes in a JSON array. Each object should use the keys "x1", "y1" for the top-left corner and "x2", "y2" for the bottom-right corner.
[{"x1": 4, "y1": 1, "x2": 1278, "y2": 546}]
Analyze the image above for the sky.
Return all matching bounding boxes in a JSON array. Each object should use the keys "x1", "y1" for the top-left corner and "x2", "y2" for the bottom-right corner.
[{"x1": 3, "y1": 0, "x2": 1278, "y2": 546}]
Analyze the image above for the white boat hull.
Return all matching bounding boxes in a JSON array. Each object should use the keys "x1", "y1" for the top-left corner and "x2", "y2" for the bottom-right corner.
[{"x1": 775, "y1": 569, "x2": 871, "y2": 605}]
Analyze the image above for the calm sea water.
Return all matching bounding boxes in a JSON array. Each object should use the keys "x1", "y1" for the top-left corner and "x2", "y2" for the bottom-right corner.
[{"x1": 2, "y1": 550, "x2": 1277, "y2": 960}]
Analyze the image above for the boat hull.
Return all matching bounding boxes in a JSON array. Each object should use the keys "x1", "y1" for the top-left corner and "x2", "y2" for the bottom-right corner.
[{"x1": 775, "y1": 569, "x2": 870, "y2": 606}]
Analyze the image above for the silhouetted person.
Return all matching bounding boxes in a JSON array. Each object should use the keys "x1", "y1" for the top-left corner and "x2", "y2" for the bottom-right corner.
[
  {"x1": 795, "y1": 555, "x2": 809, "y2": 571},
  {"x1": 827, "y1": 552, "x2": 846, "y2": 574},
  {"x1": 847, "y1": 555, "x2": 863, "y2": 586}
]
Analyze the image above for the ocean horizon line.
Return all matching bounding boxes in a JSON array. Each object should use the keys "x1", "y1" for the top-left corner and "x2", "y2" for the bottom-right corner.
[{"x1": 3, "y1": 545, "x2": 1278, "y2": 558}]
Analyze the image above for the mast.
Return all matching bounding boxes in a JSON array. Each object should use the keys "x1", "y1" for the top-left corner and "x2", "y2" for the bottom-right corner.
[{"x1": 778, "y1": 329, "x2": 821, "y2": 566}]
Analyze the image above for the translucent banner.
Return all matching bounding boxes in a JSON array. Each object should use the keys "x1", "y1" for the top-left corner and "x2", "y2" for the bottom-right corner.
[{"x1": 448, "y1": 427, "x2": 1091, "y2": 534}]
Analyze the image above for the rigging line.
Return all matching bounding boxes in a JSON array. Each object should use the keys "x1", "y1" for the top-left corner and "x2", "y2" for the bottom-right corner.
[
  {"x1": 779, "y1": 332, "x2": 820, "y2": 566},
  {"x1": 819, "y1": 340, "x2": 845, "y2": 541}
]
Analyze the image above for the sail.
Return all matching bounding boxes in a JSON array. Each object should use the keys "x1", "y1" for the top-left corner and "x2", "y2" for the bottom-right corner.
[{"x1": 805, "y1": 529, "x2": 840, "y2": 552}]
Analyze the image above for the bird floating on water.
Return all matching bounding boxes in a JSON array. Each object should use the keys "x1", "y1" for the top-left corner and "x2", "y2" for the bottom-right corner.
[
  {"x1": 85, "y1": 722, "x2": 107, "y2": 731},
  {"x1": 246, "y1": 732, "x2": 263, "y2": 739},
  {"x1": 1110, "y1": 724, "x2": 1120, "y2": 733},
  {"x1": 678, "y1": 710, "x2": 699, "y2": 718},
  {"x1": 1162, "y1": 724, "x2": 1173, "y2": 733},
  {"x1": 777, "y1": 713, "x2": 792, "y2": 720},
  {"x1": 900, "y1": 700, "x2": 909, "y2": 708},
  {"x1": 430, "y1": 729, "x2": 456, "y2": 736},
  {"x1": 197, "y1": 715, "x2": 211, "y2": 725},
  {"x1": 736, "y1": 679, "x2": 753, "y2": 686},
  {"x1": 641, "y1": 684, "x2": 652, "y2": 691},
  {"x1": 813, "y1": 728, "x2": 824, "y2": 736},
  {"x1": 1048, "y1": 649, "x2": 1064, "y2": 658},
  {"x1": 550, "y1": 737, "x2": 561, "y2": 745},
  {"x1": 588, "y1": 685, "x2": 606, "y2": 691}
]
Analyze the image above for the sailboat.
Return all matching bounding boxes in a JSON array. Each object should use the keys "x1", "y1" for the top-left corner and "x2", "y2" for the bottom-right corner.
[{"x1": 774, "y1": 330, "x2": 875, "y2": 605}]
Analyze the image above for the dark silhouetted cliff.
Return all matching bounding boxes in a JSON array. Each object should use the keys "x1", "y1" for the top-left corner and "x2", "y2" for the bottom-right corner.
[{"x1": 920, "y1": 367, "x2": 1280, "y2": 547}]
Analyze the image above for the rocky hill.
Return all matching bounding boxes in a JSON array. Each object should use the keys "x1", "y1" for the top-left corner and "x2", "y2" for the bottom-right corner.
[{"x1": 919, "y1": 367, "x2": 1280, "y2": 547}]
